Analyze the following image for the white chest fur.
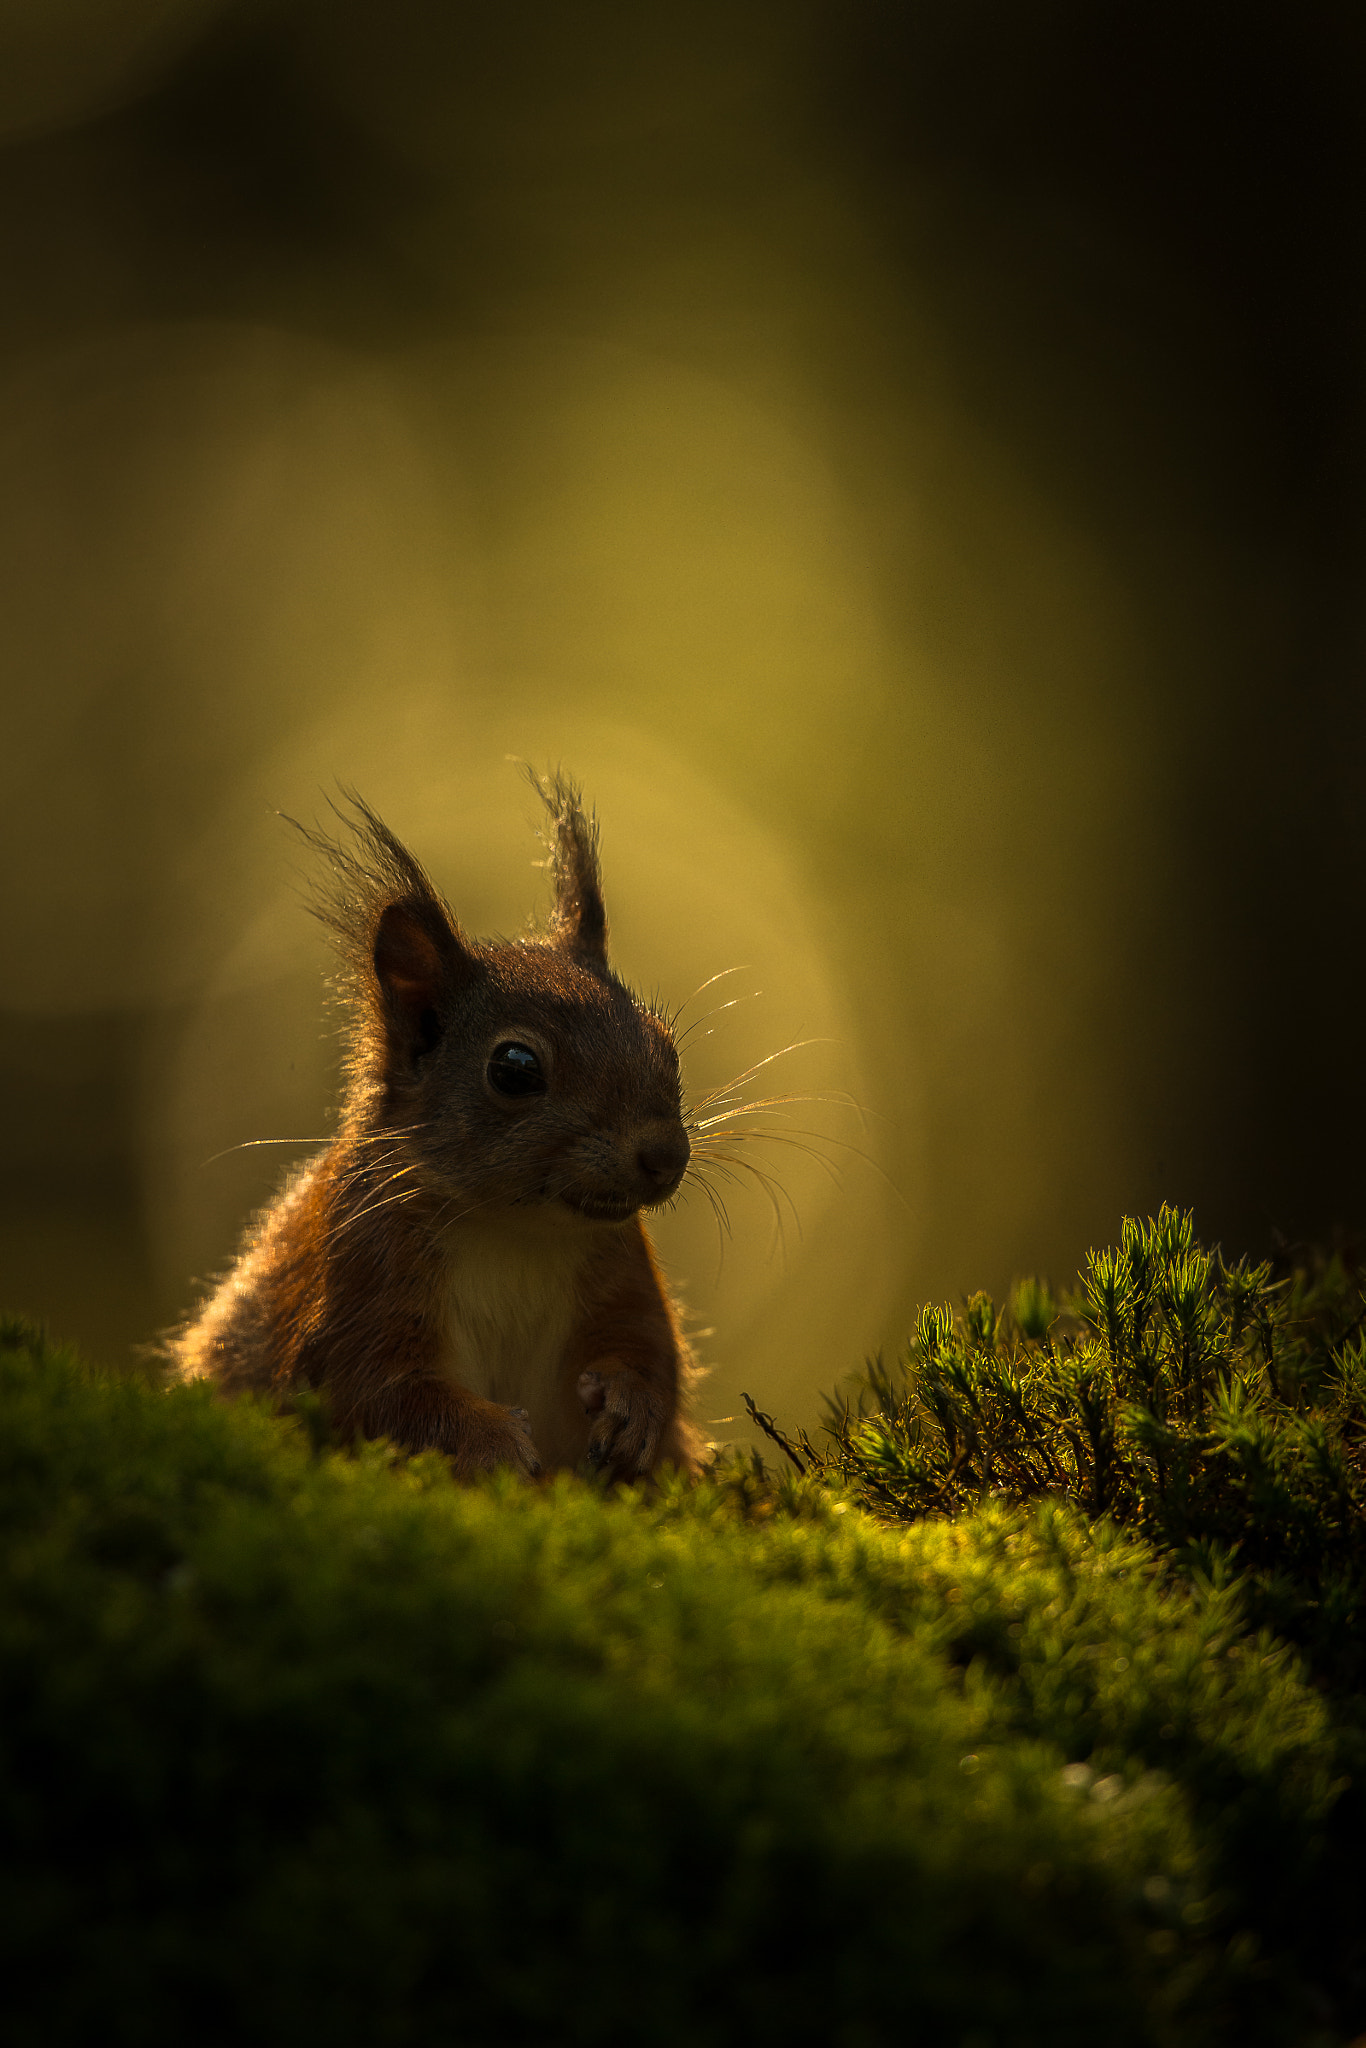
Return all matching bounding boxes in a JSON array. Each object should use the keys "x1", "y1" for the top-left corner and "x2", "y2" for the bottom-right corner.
[{"x1": 436, "y1": 1208, "x2": 599, "y2": 1452}]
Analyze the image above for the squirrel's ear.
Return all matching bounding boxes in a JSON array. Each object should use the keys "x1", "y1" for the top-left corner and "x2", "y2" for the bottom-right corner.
[
  {"x1": 373, "y1": 899, "x2": 467, "y2": 1057},
  {"x1": 292, "y1": 792, "x2": 476, "y2": 1060},
  {"x1": 537, "y1": 772, "x2": 609, "y2": 973}
]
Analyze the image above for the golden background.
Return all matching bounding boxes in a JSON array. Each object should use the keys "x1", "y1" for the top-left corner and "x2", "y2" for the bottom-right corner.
[{"x1": 1, "y1": 1, "x2": 1362, "y2": 1439}]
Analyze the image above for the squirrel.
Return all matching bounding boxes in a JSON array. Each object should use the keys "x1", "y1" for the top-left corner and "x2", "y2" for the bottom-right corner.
[{"x1": 171, "y1": 775, "x2": 702, "y2": 1482}]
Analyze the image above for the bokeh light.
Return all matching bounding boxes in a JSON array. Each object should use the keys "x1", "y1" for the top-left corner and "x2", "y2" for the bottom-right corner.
[{"x1": 1, "y1": 0, "x2": 1361, "y2": 1439}]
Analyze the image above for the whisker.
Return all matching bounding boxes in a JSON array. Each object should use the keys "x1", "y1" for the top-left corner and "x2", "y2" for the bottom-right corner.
[
  {"x1": 425, "y1": 1189, "x2": 502, "y2": 1234},
  {"x1": 686, "y1": 1038, "x2": 836, "y2": 1114},
  {"x1": 673, "y1": 964, "x2": 753, "y2": 1017},
  {"x1": 722, "y1": 1152, "x2": 803, "y2": 1230},
  {"x1": 694, "y1": 1122, "x2": 847, "y2": 1162},
  {"x1": 688, "y1": 1163, "x2": 741, "y2": 1220},
  {"x1": 326, "y1": 1154, "x2": 433, "y2": 1239},
  {"x1": 690, "y1": 1090, "x2": 859, "y2": 1131},
  {"x1": 328, "y1": 1182, "x2": 425, "y2": 1239},
  {"x1": 345, "y1": 1158, "x2": 424, "y2": 1201},
  {"x1": 689, "y1": 1168, "x2": 733, "y2": 1233},
  {"x1": 681, "y1": 1165, "x2": 736, "y2": 1274},
  {"x1": 694, "y1": 1150, "x2": 798, "y2": 1253},
  {"x1": 693, "y1": 1129, "x2": 845, "y2": 1190},
  {"x1": 199, "y1": 1136, "x2": 327, "y2": 1168},
  {"x1": 201, "y1": 1120, "x2": 432, "y2": 1172},
  {"x1": 691, "y1": 1114, "x2": 909, "y2": 1210},
  {"x1": 335, "y1": 1152, "x2": 418, "y2": 1201},
  {"x1": 674, "y1": 990, "x2": 762, "y2": 1050}
]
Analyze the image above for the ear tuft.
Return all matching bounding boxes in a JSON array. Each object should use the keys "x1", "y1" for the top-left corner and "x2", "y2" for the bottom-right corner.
[
  {"x1": 530, "y1": 768, "x2": 609, "y2": 972},
  {"x1": 284, "y1": 790, "x2": 472, "y2": 1066}
]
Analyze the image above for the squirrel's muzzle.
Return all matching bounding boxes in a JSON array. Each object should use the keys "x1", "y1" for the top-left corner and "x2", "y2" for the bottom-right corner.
[{"x1": 634, "y1": 1127, "x2": 690, "y2": 1205}]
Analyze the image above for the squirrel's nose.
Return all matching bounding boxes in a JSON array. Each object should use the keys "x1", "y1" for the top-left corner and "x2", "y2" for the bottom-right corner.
[{"x1": 636, "y1": 1131, "x2": 690, "y2": 1198}]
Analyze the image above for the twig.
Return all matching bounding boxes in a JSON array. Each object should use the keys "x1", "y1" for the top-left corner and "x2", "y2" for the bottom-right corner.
[{"x1": 741, "y1": 1391, "x2": 807, "y2": 1474}]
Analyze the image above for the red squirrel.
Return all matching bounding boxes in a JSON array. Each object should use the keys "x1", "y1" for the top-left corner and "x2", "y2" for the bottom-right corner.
[{"x1": 172, "y1": 776, "x2": 701, "y2": 1481}]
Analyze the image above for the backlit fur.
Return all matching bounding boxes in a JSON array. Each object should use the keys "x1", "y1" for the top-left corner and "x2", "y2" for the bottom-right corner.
[{"x1": 172, "y1": 778, "x2": 701, "y2": 1481}]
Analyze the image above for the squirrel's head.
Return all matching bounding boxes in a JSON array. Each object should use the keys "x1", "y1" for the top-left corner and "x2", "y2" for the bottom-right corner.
[{"x1": 301, "y1": 776, "x2": 689, "y2": 1223}]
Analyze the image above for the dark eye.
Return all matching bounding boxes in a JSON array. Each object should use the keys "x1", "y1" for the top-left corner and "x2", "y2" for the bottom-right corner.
[{"x1": 487, "y1": 1042, "x2": 547, "y2": 1098}]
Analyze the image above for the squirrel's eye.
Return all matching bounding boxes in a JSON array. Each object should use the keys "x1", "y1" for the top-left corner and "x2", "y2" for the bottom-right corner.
[{"x1": 487, "y1": 1042, "x2": 547, "y2": 1098}]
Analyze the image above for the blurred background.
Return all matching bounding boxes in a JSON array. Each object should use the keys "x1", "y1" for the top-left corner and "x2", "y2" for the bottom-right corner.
[{"x1": 1, "y1": 0, "x2": 1362, "y2": 1439}]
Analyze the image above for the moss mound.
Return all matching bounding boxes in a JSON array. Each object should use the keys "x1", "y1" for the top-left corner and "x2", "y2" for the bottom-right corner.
[{"x1": 0, "y1": 1267, "x2": 1361, "y2": 2043}]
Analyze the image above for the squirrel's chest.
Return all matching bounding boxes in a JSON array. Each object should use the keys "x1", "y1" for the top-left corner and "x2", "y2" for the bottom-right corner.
[{"x1": 435, "y1": 1215, "x2": 592, "y2": 1416}]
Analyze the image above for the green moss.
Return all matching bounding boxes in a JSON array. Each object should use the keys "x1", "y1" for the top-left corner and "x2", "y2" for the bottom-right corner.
[{"x1": 0, "y1": 1307, "x2": 1359, "y2": 2043}]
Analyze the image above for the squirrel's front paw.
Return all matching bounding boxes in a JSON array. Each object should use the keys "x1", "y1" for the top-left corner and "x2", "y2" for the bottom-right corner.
[
  {"x1": 576, "y1": 1368, "x2": 662, "y2": 1482},
  {"x1": 455, "y1": 1398, "x2": 542, "y2": 1479},
  {"x1": 503, "y1": 1404, "x2": 543, "y2": 1478}
]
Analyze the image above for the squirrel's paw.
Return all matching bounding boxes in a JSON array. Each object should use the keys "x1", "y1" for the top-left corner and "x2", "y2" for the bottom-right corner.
[
  {"x1": 503, "y1": 1404, "x2": 543, "y2": 1478},
  {"x1": 576, "y1": 1368, "x2": 663, "y2": 1482},
  {"x1": 455, "y1": 1398, "x2": 542, "y2": 1480}
]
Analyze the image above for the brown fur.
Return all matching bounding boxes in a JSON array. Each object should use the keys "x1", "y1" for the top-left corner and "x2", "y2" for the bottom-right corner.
[{"x1": 172, "y1": 776, "x2": 702, "y2": 1481}]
